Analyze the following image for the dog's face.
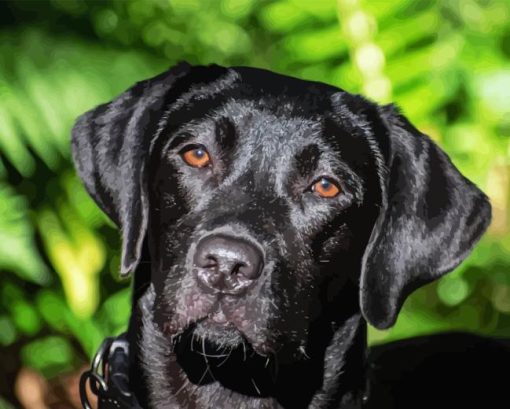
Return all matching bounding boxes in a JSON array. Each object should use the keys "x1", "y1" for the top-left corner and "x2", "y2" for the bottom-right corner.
[
  {"x1": 147, "y1": 84, "x2": 381, "y2": 358},
  {"x1": 72, "y1": 63, "x2": 491, "y2": 390}
]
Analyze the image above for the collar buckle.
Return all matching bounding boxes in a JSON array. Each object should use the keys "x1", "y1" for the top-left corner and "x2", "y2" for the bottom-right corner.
[{"x1": 80, "y1": 334, "x2": 142, "y2": 408}]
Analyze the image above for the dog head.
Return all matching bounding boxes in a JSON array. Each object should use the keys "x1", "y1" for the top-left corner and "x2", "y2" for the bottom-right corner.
[{"x1": 72, "y1": 63, "x2": 490, "y2": 364}]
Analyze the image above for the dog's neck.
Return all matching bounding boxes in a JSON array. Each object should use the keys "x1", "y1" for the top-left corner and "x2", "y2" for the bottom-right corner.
[
  {"x1": 308, "y1": 313, "x2": 367, "y2": 409},
  {"x1": 131, "y1": 285, "x2": 368, "y2": 409}
]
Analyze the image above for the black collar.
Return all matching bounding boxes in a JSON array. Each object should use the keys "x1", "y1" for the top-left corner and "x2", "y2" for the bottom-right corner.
[{"x1": 80, "y1": 333, "x2": 142, "y2": 409}]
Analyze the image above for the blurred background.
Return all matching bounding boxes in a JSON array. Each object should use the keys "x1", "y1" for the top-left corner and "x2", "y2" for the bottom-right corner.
[{"x1": 0, "y1": 0, "x2": 509, "y2": 407}]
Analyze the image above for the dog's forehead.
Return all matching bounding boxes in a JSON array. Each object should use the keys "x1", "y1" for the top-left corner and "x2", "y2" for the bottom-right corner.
[
  {"x1": 169, "y1": 66, "x2": 369, "y2": 158},
  {"x1": 214, "y1": 99, "x2": 324, "y2": 153}
]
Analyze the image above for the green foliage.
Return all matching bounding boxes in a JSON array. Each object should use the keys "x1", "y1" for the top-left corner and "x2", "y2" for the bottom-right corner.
[
  {"x1": 0, "y1": 0, "x2": 509, "y2": 388},
  {"x1": 0, "y1": 183, "x2": 50, "y2": 285},
  {"x1": 21, "y1": 336, "x2": 74, "y2": 378}
]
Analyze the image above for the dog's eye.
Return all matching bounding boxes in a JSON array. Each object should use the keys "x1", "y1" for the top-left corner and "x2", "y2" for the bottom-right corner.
[
  {"x1": 310, "y1": 177, "x2": 341, "y2": 198},
  {"x1": 180, "y1": 145, "x2": 211, "y2": 168}
]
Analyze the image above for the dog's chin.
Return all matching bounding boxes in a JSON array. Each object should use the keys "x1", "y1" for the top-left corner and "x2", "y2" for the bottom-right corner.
[
  {"x1": 172, "y1": 319, "x2": 279, "y2": 397},
  {"x1": 193, "y1": 319, "x2": 244, "y2": 349}
]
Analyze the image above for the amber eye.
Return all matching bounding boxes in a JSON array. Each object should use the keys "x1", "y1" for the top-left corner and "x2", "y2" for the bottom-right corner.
[
  {"x1": 180, "y1": 145, "x2": 211, "y2": 168},
  {"x1": 311, "y1": 177, "x2": 341, "y2": 198}
]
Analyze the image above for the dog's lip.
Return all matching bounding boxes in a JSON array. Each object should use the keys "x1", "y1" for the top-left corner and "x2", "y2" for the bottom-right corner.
[{"x1": 209, "y1": 308, "x2": 229, "y2": 324}]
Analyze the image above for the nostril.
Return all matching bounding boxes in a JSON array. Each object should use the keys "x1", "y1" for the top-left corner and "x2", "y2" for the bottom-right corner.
[
  {"x1": 231, "y1": 262, "x2": 247, "y2": 275},
  {"x1": 237, "y1": 260, "x2": 262, "y2": 280},
  {"x1": 203, "y1": 255, "x2": 218, "y2": 269}
]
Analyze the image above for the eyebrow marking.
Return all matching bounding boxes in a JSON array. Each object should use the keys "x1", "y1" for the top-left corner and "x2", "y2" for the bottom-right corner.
[
  {"x1": 166, "y1": 133, "x2": 193, "y2": 152},
  {"x1": 215, "y1": 116, "x2": 237, "y2": 152},
  {"x1": 295, "y1": 144, "x2": 321, "y2": 177}
]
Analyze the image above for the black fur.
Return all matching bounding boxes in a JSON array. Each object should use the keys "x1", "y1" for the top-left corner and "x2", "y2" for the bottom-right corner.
[{"x1": 72, "y1": 64, "x2": 497, "y2": 409}]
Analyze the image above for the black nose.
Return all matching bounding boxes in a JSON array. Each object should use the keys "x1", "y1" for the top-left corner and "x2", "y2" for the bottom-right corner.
[{"x1": 193, "y1": 234, "x2": 264, "y2": 295}]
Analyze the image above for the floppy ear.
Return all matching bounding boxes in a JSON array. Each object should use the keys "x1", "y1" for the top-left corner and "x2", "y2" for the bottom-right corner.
[
  {"x1": 71, "y1": 62, "x2": 191, "y2": 277},
  {"x1": 360, "y1": 104, "x2": 492, "y2": 329}
]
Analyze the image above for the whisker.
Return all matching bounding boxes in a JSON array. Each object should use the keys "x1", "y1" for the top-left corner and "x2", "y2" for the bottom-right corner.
[
  {"x1": 251, "y1": 378, "x2": 261, "y2": 395},
  {"x1": 217, "y1": 346, "x2": 233, "y2": 367},
  {"x1": 201, "y1": 336, "x2": 209, "y2": 366},
  {"x1": 299, "y1": 345, "x2": 311, "y2": 359},
  {"x1": 206, "y1": 366, "x2": 216, "y2": 382},
  {"x1": 173, "y1": 378, "x2": 190, "y2": 397},
  {"x1": 202, "y1": 337, "x2": 217, "y2": 381},
  {"x1": 194, "y1": 365, "x2": 211, "y2": 391},
  {"x1": 189, "y1": 336, "x2": 216, "y2": 386},
  {"x1": 196, "y1": 351, "x2": 230, "y2": 358}
]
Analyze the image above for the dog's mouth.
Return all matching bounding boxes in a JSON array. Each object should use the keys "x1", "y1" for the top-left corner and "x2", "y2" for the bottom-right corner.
[
  {"x1": 166, "y1": 294, "x2": 272, "y2": 354},
  {"x1": 157, "y1": 284, "x2": 286, "y2": 397},
  {"x1": 172, "y1": 320, "x2": 278, "y2": 397},
  {"x1": 193, "y1": 312, "x2": 244, "y2": 348},
  {"x1": 177, "y1": 303, "x2": 254, "y2": 354}
]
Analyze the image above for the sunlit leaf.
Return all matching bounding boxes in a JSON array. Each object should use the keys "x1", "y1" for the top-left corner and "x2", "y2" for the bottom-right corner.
[
  {"x1": 282, "y1": 26, "x2": 347, "y2": 63},
  {"x1": 37, "y1": 206, "x2": 104, "y2": 319},
  {"x1": 259, "y1": 1, "x2": 311, "y2": 33}
]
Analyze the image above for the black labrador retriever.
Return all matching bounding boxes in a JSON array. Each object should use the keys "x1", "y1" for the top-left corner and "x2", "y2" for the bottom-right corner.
[{"x1": 72, "y1": 63, "x2": 509, "y2": 409}]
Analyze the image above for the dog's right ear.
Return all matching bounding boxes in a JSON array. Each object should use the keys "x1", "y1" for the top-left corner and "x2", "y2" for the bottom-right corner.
[{"x1": 71, "y1": 62, "x2": 192, "y2": 277}]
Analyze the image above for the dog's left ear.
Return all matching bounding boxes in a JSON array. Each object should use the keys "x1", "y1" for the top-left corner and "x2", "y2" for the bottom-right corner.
[
  {"x1": 71, "y1": 62, "x2": 192, "y2": 277},
  {"x1": 359, "y1": 103, "x2": 491, "y2": 329}
]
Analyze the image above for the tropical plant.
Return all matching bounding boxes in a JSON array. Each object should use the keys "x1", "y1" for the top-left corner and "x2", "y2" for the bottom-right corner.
[{"x1": 0, "y1": 0, "x2": 509, "y2": 406}]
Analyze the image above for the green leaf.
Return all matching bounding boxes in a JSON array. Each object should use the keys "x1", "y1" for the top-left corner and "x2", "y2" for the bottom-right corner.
[
  {"x1": 437, "y1": 276, "x2": 471, "y2": 306},
  {"x1": 260, "y1": 2, "x2": 314, "y2": 33},
  {"x1": 0, "y1": 183, "x2": 50, "y2": 285},
  {"x1": 0, "y1": 316, "x2": 17, "y2": 346},
  {"x1": 21, "y1": 336, "x2": 74, "y2": 377},
  {"x1": 96, "y1": 288, "x2": 131, "y2": 335},
  {"x1": 37, "y1": 206, "x2": 104, "y2": 319},
  {"x1": 282, "y1": 26, "x2": 347, "y2": 63},
  {"x1": 11, "y1": 300, "x2": 42, "y2": 336}
]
